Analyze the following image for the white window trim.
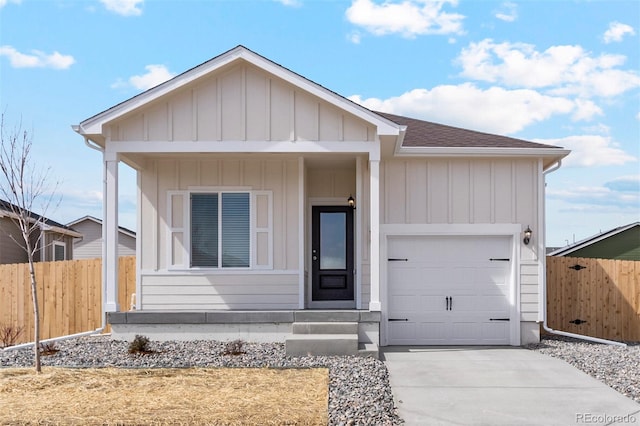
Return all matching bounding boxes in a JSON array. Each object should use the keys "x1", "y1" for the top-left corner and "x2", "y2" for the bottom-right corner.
[
  {"x1": 167, "y1": 187, "x2": 273, "y2": 271},
  {"x1": 53, "y1": 241, "x2": 66, "y2": 261},
  {"x1": 252, "y1": 190, "x2": 273, "y2": 270}
]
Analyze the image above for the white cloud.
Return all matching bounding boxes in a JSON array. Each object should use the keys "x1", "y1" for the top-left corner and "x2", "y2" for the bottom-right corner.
[
  {"x1": 547, "y1": 183, "x2": 639, "y2": 211},
  {"x1": 603, "y1": 21, "x2": 636, "y2": 43},
  {"x1": 348, "y1": 31, "x2": 362, "y2": 44},
  {"x1": 604, "y1": 175, "x2": 640, "y2": 193},
  {"x1": 535, "y1": 135, "x2": 637, "y2": 167},
  {"x1": 112, "y1": 64, "x2": 176, "y2": 91},
  {"x1": 274, "y1": 0, "x2": 302, "y2": 7},
  {"x1": 581, "y1": 123, "x2": 610, "y2": 134},
  {"x1": 571, "y1": 99, "x2": 603, "y2": 121},
  {"x1": 348, "y1": 83, "x2": 600, "y2": 135},
  {"x1": 100, "y1": 0, "x2": 143, "y2": 16},
  {"x1": 0, "y1": 0, "x2": 21, "y2": 8},
  {"x1": 0, "y1": 45, "x2": 75, "y2": 69},
  {"x1": 457, "y1": 39, "x2": 640, "y2": 98},
  {"x1": 495, "y1": 2, "x2": 517, "y2": 22},
  {"x1": 345, "y1": 0, "x2": 464, "y2": 38}
]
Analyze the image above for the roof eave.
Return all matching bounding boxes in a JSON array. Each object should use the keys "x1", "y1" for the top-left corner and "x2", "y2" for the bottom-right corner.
[{"x1": 395, "y1": 146, "x2": 571, "y2": 159}]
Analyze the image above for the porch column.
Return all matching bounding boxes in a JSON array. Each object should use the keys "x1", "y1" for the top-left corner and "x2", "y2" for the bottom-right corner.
[
  {"x1": 103, "y1": 151, "x2": 120, "y2": 312},
  {"x1": 369, "y1": 158, "x2": 381, "y2": 311}
]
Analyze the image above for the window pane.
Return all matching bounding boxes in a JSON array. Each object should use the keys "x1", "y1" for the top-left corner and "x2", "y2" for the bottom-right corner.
[
  {"x1": 222, "y1": 193, "x2": 250, "y2": 268},
  {"x1": 191, "y1": 193, "x2": 218, "y2": 267},
  {"x1": 54, "y1": 244, "x2": 65, "y2": 261},
  {"x1": 320, "y1": 212, "x2": 346, "y2": 270}
]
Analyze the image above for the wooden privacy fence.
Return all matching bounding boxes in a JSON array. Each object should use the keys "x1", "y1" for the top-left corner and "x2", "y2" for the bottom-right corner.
[
  {"x1": 0, "y1": 256, "x2": 136, "y2": 346},
  {"x1": 546, "y1": 256, "x2": 640, "y2": 342}
]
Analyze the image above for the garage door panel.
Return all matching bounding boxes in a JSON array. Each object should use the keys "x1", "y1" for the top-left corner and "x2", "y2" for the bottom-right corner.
[
  {"x1": 419, "y1": 322, "x2": 448, "y2": 344},
  {"x1": 389, "y1": 270, "x2": 424, "y2": 291},
  {"x1": 450, "y1": 321, "x2": 479, "y2": 342},
  {"x1": 482, "y1": 295, "x2": 510, "y2": 311},
  {"x1": 389, "y1": 322, "x2": 417, "y2": 341},
  {"x1": 387, "y1": 235, "x2": 514, "y2": 345},
  {"x1": 481, "y1": 322, "x2": 510, "y2": 342}
]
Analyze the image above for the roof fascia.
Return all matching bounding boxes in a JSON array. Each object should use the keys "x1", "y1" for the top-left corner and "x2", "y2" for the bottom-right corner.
[
  {"x1": 77, "y1": 46, "x2": 400, "y2": 137},
  {"x1": 67, "y1": 215, "x2": 137, "y2": 238},
  {"x1": 394, "y1": 146, "x2": 571, "y2": 159},
  {"x1": 42, "y1": 224, "x2": 83, "y2": 238},
  {"x1": 66, "y1": 215, "x2": 100, "y2": 227}
]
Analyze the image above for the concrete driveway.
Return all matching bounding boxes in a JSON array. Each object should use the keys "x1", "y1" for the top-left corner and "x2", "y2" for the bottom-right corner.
[{"x1": 382, "y1": 346, "x2": 640, "y2": 426}]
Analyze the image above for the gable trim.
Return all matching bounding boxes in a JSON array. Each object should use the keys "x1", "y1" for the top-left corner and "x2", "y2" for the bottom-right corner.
[{"x1": 77, "y1": 46, "x2": 400, "y2": 138}]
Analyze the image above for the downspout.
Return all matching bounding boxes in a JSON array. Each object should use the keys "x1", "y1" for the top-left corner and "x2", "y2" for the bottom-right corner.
[
  {"x1": 4, "y1": 135, "x2": 109, "y2": 351},
  {"x1": 541, "y1": 160, "x2": 626, "y2": 347}
]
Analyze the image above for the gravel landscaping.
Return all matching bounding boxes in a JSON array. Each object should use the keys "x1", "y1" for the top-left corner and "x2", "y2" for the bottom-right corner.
[
  {"x1": 1, "y1": 336, "x2": 403, "y2": 425},
  {"x1": 526, "y1": 335, "x2": 640, "y2": 404},
  {"x1": 4, "y1": 334, "x2": 638, "y2": 424}
]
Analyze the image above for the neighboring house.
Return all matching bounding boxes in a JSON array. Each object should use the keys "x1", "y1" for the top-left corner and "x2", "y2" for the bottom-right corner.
[
  {"x1": 67, "y1": 216, "x2": 136, "y2": 260},
  {"x1": 548, "y1": 222, "x2": 640, "y2": 261},
  {"x1": 73, "y1": 46, "x2": 569, "y2": 353},
  {"x1": 0, "y1": 199, "x2": 81, "y2": 263}
]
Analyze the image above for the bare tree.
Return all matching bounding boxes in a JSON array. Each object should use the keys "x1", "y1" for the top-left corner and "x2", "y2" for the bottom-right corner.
[{"x1": 0, "y1": 113, "x2": 60, "y2": 372}]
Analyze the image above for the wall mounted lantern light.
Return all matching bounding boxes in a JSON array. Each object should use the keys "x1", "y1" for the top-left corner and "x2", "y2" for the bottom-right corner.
[
  {"x1": 523, "y1": 226, "x2": 532, "y2": 245},
  {"x1": 347, "y1": 195, "x2": 355, "y2": 209}
]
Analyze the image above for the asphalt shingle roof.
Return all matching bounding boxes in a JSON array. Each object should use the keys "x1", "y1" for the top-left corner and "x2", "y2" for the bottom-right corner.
[{"x1": 376, "y1": 111, "x2": 563, "y2": 149}]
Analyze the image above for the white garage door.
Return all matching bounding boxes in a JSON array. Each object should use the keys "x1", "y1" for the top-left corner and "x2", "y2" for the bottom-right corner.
[{"x1": 386, "y1": 235, "x2": 513, "y2": 345}]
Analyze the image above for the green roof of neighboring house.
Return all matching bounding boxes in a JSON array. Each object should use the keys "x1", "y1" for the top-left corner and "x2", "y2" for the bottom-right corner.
[{"x1": 548, "y1": 222, "x2": 640, "y2": 261}]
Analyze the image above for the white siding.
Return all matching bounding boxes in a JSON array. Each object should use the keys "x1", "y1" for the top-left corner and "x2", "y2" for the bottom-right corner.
[
  {"x1": 520, "y1": 262, "x2": 539, "y2": 322},
  {"x1": 139, "y1": 274, "x2": 298, "y2": 310},
  {"x1": 108, "y1": 63, "x2": 375, "y2": 144}
]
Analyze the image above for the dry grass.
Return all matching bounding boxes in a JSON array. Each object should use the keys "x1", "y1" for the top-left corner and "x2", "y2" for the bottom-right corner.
[{"x1": 0, "y1": 367, "x2": 329, "y2": 425}]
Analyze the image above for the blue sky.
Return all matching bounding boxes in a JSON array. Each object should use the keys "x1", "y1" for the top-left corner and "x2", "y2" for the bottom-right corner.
[{"x1": 0, "y1": 0, "x2": 638, "y2": 247}]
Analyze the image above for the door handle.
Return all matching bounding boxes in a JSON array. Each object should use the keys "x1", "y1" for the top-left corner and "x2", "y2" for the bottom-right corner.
[{"x1": 445, "y1": 296, "x2": 453, "y2": 311}]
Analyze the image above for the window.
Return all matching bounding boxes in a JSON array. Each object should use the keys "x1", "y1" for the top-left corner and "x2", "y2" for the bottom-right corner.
[
  {"x1": 53, "y1": 241, "x2": 66, "y2": 261},
  {"x1": 190, "y1": 192, "x2": 250, "y2": 268}
]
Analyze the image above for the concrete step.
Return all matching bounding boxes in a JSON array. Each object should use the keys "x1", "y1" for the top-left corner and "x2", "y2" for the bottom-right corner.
[
  {"x1": 357, "y1": 342, "x2": 379, "y2": 359},
  {"x1": 285, "y1": 333, "x2": 359, "y2": 357},
  {"x1": 292, "y1": 321, "x2": 358, "y2": 335}
]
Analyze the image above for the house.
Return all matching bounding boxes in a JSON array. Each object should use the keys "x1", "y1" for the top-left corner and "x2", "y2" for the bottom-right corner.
[
  {"x1": 73, "y1": 46, "x2": 569, "y2": 354},
  {"x1": 548, "y1": 222, "x2": 640, "y2": 260},
  {"x1": 67, "y1": 216, "x2": 136, "y2": 260},
  {"x1": 0, "y1": 199, "x2": 81, "y2": 263}
]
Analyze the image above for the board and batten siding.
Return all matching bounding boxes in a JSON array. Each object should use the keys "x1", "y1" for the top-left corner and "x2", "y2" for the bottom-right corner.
[
  {"x1": 138, "y1": 156, "x2": 300, "y2": 310},
  {"x1": 107, "y1": 63, "x2": 375, "y2": 144},
  {"x1": 381, "y1": 157, "x2": 541, "y2": 319}
]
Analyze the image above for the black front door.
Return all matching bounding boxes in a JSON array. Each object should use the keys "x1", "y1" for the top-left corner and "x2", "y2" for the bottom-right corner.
[{"x1": 311, "y1": 206, "x2": 354, "y2": 301}]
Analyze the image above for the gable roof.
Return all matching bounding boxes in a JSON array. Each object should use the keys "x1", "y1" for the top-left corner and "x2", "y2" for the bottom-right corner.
[
  {"x1": 67, "y1": 215, "x2": 137, "y2": 238},
  {"x1": 75, "y1": 45, "x2": 400, "y2": 142},
  {"x1": 0, "y1": 199, "x2": 82, "y2": 238},
  {"x1": 548, "y1": 222, "x2": 640, "y2": 257}
]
